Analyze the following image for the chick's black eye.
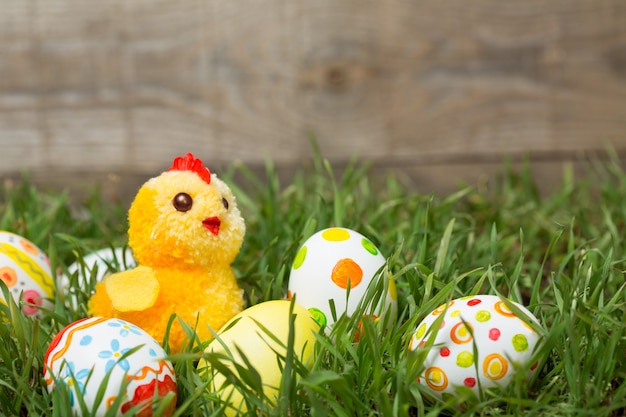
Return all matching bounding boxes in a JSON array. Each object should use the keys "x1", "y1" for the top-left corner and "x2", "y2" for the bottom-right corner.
[
  {"x1": 222, "y1": 197, "x2": 229, "y2": 210},
  {"x1": 173, "y1": 193, "x2": 193, "y2": 212}
]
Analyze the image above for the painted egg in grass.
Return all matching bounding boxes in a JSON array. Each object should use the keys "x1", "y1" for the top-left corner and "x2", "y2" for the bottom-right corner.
[
  {"x1": 58, "y1": 247, "x2": 136, "y2": 308},
  {"x1": 0, "y1": 230, "x2": 54, "y2": 318},
  {"x1": 197, "y1": 300, "x2": 319, "y2": 416},
  {"x1": 409, "y1": 295, "x2": 544, "y2": 402},
  {"x1": 44, "y1": 317, "x2": 177, "y2": 417},
  {"x1": 287, "y1": 227, "x2": 397, "y2": 330},
  {"x1": 61, "y1": 246, "x2": 136, "y2": 287}
]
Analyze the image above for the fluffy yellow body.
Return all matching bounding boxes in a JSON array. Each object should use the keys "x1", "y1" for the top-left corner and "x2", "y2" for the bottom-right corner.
[
  {"x1": 88, "y1": 154, "x2": 246, "y2": 353},
  {"x1": 89, "y1": 264, "x2": 243, "y2": 351}
]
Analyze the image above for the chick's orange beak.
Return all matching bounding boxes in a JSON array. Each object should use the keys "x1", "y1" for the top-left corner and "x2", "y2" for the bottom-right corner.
[{"x1": 202, "y1": 216, "x2": 221, "y2": 235}]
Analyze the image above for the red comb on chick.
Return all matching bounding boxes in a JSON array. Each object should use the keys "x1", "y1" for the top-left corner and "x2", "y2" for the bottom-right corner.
[{"x1": 168, "y1": 153, "x2": 211, "y2": 185}]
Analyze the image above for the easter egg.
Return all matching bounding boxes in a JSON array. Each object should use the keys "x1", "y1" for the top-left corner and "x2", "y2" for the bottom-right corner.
[
  {"x1": 287, "y1": 227, "x2": 397, "y2": 330},
  {"x1": 197, "y1": 300, "x2": 319, "y2": 416},
  {"x1": 44, "y1": 317, "x2": 177, "y2": 417},
  {"x1": 409, "y1": 295, "x2": 543, "y2": 402},
  {"x1": 58, "y1": 247, "x2": 136, "y2": 308},
  {"x1": 0, "y1": 230, "x2": 54, "y2": 318},
  {"x1": 64, "y1": 246, "x2": 135, "y2": 284}
]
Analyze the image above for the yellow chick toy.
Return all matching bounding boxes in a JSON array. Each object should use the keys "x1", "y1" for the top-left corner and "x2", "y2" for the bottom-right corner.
[{"x1": 88, "y1": 153, "x2": 245, "y2": 353}]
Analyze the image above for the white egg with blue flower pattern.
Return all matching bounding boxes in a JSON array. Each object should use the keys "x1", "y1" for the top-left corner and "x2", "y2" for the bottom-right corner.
[{"x1": 44, "y1": 317, "x2": 177, "y2": 417}]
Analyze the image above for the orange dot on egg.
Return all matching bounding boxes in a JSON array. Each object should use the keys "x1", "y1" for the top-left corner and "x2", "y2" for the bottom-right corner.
[
  {"x1": 483, "y1": 353, "x2": 508, "y2": 380},
  {"x1": 19, "y1": 239, "x2": 39, "y2": 256},
  {"x1": 331, "y1": 258, "x2": 363, "y2": 289},
  {"x1": 450, "y1": 321, "x2": 473, "y2": 344},
  {"x1": 0, "y1": 267, "x2": 17, "y2": 287},
  {"x1": 494, "y1": 300, "x2": 516, "y2": 318},
  {"x1": 425, "y1": 366, "x2": 448, "y2": 391}
]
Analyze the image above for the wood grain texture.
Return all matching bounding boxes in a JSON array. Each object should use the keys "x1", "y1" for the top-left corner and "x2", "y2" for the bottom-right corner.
[{"x1": 0, "y1": 0, "x2": 625, "y2": 195}]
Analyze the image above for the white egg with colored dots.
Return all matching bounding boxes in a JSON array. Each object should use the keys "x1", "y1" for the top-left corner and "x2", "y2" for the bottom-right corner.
[
  {"x1": 287, "y1": 227, "x2": 397, "y2": 330},
  {"x1": 0, "y1": 230, "x2": 55, "y2": 319},
  {"x1": 409, "y1": 295, "x2": 544, "y2": 402}
]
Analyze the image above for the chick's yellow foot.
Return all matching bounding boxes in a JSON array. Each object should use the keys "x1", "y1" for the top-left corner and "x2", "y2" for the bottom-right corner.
[{"x1": 104, "y1": 266, "x2": 160, "y2": 312}]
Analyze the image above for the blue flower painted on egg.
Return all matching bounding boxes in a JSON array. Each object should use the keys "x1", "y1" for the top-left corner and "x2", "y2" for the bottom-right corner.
[
  {"x1": 62, "y1": 361, "x2": 90, "y2": 406},
  {"x1": 107, "y1": 319, "x2": 142, "y2": 337},
  {"x1": 98, "y1": 339, "x2": 130, "y2": 372}
]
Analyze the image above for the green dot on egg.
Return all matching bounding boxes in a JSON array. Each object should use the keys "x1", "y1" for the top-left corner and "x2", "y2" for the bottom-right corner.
[
  {"x1": 475, "y1": 310, "x2": 491, "y2": 322},
  {"x1": 512, "y1": 334, "x2": 529, "y2": 352},
  {"x1": 456, "y1": 351, "x2": 474, "y2": 368},
  {"x1": 361, "y1": 238, "x2": 378, "y2": 256},
  {"x1": 293, "y1": 246, "x2": 307, "y2": 270},
  {"x1": 308, "y1": 307, "x2": 327, "y2": 328}
]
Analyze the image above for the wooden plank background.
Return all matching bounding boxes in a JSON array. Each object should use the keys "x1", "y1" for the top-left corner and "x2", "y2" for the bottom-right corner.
[{"x1": 1, "y1": 0, "x2": 626, "y2": 201}]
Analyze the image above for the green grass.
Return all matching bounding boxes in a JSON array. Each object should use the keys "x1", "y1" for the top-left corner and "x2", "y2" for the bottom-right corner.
[{"x1": 1, "y1": 147, "x2": 626, "y2": 416}]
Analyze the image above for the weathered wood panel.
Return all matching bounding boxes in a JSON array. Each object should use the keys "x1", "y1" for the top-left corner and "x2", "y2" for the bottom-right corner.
[{"x1": 1, "y1": 0, "x2": 625, "y2": 197}]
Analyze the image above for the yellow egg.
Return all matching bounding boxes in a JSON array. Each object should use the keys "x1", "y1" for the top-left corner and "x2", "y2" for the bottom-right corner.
[{"x1": 197, "y1": 300, "x2": 319, "y2": 415}]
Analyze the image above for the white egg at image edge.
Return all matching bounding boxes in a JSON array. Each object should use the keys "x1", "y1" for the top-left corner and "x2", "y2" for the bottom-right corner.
[{"x1": 0, "y1": 231, "x2": 55, "y2": 318}]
